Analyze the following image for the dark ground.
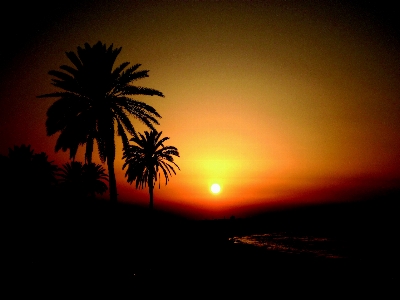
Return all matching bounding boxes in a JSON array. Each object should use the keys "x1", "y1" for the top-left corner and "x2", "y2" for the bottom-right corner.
[{"x1": 3, "y1": 195, "x2": 399, "y2": 297}]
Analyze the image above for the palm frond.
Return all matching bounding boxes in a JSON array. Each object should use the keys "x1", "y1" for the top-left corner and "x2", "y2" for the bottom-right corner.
[
  {"x1": 155, "y1": 136, "x2": 169, "y2": 150},
  {"x1": 111, "y1": 61, "x2": 130, "y2": 78},
  {"x1": 38, "y1": 91, "x2": 80, "y2": 99},
  {"x1": 116, "y1": 64, "x2": 146, "y2": 86},
  {"x1": 65, "y1": 51, "x2": 83, "y2": 70},
  {"x1": 123, "y1": 86, "x2": 165, "y2": 97},
  {"x1": 48, "y1": 70, "x2": 75, "y2": 83},
  {"x1": 59, "y1": 65, "x2": 78, "y2": 77},
  {"x1": 116, "y1": 120, "x2": 131, "y2": 151},
  {"x1": 111, "y1": 102, "x2": 137, "y2": 136}
]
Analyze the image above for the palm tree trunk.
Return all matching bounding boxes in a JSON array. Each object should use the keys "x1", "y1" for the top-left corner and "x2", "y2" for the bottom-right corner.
[
  {"x1": 108, "y1": 158, "x2": 117, "y2": 203},
  {"x1": 106, "y1": 126, "x2": 118, "y2": 203},
  {"x1": 148, "y1": 175, "x2": 154, "y2": 210}
]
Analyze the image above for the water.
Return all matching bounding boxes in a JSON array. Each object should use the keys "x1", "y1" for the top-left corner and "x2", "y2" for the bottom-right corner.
[{"x1": 230, "y1": 232, "x2": 348, "y2": 259}]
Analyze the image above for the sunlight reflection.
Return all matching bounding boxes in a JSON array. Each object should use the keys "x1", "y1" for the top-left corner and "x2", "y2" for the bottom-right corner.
[{"x1": 231, "y1": 232, "x2": 346, "y2": 259}]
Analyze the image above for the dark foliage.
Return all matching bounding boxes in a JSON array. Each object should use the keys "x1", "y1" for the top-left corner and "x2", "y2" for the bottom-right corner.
[
  {"x1": 57, "y1": 161, "x2": 108, "y2": 199},
  {"x1": 0, "y1": 144, "x2": 58, "y2": 202}
]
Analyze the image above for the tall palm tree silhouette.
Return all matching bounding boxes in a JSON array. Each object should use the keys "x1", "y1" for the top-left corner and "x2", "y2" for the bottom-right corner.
[
  {"x1": 38, "y1": 41, "x2": 164, "y2": 202},
  {"x1": 123, "y1": 130, "x2": 180, "y2": 210}
]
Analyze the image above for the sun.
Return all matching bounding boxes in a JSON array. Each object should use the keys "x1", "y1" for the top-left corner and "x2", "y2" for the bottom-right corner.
[{"x1": 210, "y1": 183, "x2": 221, "y2": 194}]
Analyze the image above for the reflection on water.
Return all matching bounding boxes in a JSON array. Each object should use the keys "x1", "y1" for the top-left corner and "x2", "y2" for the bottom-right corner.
[{"x1": 230, "y1": 232, "x2": 347, "y2": 259}]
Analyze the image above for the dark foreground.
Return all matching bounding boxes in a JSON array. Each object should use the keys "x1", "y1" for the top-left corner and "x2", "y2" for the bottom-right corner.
[{"x1": 3, "y1": 197, "x2": 399, "y2": 297}]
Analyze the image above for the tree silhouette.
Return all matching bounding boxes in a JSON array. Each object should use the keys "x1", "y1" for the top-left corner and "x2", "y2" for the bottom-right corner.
[
  {"x1": 58, "y1": 161, "x2": 108, "y2": 199},
  {"x1": 38, "y1": 41, "x2": 164, "y2": 203},
  {"x1": 0, "y1": 144, "x2": 58, "y2": 201},
  {"x1": 82, "y1": 162, "x2": 109, "y2": 198},
  {"x1": 58, "y1": 161, "x2": 85, "y2": 198},
  {"x1": 31, "y1": 151, "x2": 59, "y2": 194},
  {"x1": 8, "y1": 144, "x2": 34, "y2": 164},
  {"x1": 123, "y1": 130, "x2": 180, "y2": 210}
]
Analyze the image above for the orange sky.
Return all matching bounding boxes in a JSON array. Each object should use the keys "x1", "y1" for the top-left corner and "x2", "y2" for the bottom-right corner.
[{"x1": 1, "y1": 1, "x2": 399, "y2": 219}]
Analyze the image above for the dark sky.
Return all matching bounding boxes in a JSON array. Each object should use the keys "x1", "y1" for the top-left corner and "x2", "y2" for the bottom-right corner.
[{"x1": 1, "y1": 1, "x2": 398, "y2": 59}]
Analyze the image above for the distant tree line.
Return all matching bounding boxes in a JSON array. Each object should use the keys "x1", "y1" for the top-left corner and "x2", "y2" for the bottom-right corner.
[{"x1": 0, "y1": 144, "x2": 109, "y2": 203}]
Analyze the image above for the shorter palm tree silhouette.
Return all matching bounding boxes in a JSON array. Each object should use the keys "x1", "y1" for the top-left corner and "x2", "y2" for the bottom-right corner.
[
  {"x1": 82, "y1": 163, "x2": 109, "y2": 198},
  {"x1": 123, "y1": 130, "x2": 180, "y2": 210},
  {"x1": 58, "y1": 161, "x2": 108, "y2": 199},
  {"x1": 58, "y1": 161, "x2": 85, "y2": 197}
]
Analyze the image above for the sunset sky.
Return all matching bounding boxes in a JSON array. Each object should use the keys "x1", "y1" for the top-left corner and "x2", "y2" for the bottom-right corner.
[{"x1": 1, "y1": 0, "x2": 399, "y2": 219}]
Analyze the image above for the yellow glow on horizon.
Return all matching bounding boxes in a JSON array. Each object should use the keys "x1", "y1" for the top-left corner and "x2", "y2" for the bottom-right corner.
[{"x1": 210, "y1": 183, "x2": 221, "y2": 194}]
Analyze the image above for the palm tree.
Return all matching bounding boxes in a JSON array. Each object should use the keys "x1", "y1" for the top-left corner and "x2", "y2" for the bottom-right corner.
[
  {"x1": 38, "y1": 41, "x2": 164, "y2": 203},
  {"x1": 58, "y1": 161, "x2": 86, "y2": 199},
  {"x1": 82, "y1": 163, "x2": 109, "y2": 198},
  {"x1": 58, "y1": 161, "x2": 109, "y2": 199},
  {"x1": 122, "y1": 130, "x2": 180, "y2": 210}
]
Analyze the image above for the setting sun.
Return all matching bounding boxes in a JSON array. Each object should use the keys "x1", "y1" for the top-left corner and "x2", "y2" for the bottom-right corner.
[{"x1": 210, "y1": 183, "x2": 221, "y2": 194}]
